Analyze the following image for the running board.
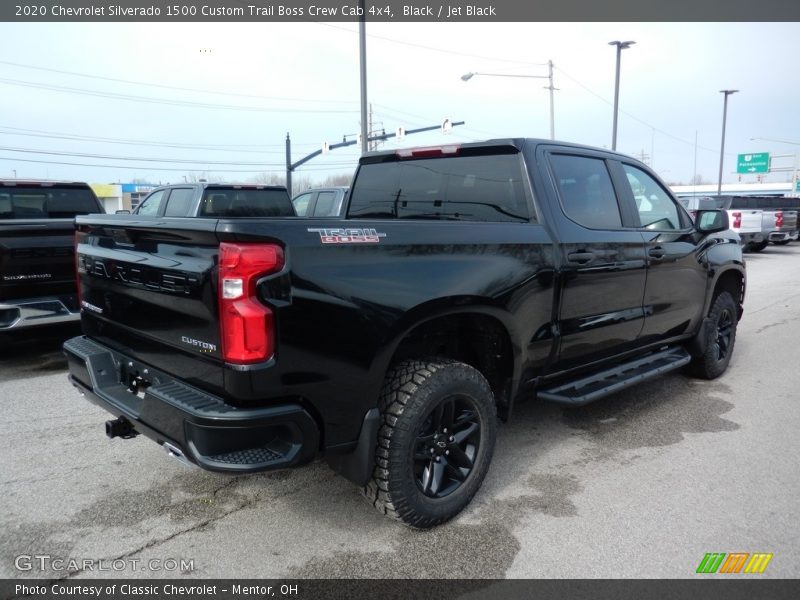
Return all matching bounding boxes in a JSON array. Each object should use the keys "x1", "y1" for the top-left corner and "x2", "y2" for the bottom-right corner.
[{"x1": 537, "y1": 347, "x2": 691, "y2": 406}]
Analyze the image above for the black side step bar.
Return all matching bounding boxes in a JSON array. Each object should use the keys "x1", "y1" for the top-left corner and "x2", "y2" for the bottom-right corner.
[{"x1": 537, "y1": 347, "x2": 691, "y2": 407}]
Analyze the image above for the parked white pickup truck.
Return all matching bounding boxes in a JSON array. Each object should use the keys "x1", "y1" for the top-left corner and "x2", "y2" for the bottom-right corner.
[
  {"x1": 678, "y1": 196, "x2": 763, "y2": 249},
  {"x1": 728, "y1": 197, "x2": 800, "y2": 252},
  {"x1": 750, "y1": 209, "x2": 799, "y2": 251}
]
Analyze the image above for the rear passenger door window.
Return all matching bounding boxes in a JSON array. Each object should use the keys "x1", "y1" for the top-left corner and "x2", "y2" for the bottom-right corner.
[
  {"x1": 163, "y1": 188, "x2": 194, "y2": 217},
  {"x1": 313, "y1": 191, "x2": 338, "y2": 217},
  {"x1": 135, "y1": 190, "x2": 165, "y2": 216},
  {"x1": 549, "y1": 154, "x2": 622, "y2": 229},
  {"x1": 622, "y1": 164, "x2": 683, "y2": 230}
]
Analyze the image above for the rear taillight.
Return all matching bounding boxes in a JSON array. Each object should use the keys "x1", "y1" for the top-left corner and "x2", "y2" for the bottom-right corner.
[
  {"x1": 732, "y1": 212, "x2": 742, "y2": 229},
  {"x1": 775, "y1": 211, "x2": 784, "y2": 228},
  {"x1": 218, "y1": 242, "x2": 284, "y2": 364}
]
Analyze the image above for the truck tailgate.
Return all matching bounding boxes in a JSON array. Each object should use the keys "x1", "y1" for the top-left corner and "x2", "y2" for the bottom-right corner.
[
  {"x1": 779, "y1": 210, "x2": 798, "y2": 231},
  {"x1": 76, "y1": 216, "x2": 225, "y2": 392},
  {"x1": 730, "y1": 209, "x2": 762, "y2": 234},
  {"x1": 0, "y1": 219, "x2": 77, "y2": 304}
]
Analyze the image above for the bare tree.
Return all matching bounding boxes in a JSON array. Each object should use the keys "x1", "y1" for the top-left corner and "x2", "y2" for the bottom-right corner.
[
  {"x1": 321, "y1": 173, "x2": 353, "y2": 187},
  {"x1": 183, "y1": 171, "x2": 217, "y2": 183},
  {"x1": 248, "y1": 172, "x2": 286, "y2": 185}
]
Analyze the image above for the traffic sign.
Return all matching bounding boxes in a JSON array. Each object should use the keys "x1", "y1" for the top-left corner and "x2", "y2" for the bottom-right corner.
[
  {"x1": 737, "y1": 153, "x2": 770, "y2": 174},
  {"x1": 795, "y1": 179, "x2": 800, "y2": 192}
]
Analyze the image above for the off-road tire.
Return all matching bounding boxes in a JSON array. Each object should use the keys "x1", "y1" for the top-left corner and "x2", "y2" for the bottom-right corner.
[
  {"x1": 363, "y1": 359, "x2": 496, "y2": 529},
  {"x1": 688, "y1": 291, "x2": 738, "y2": 379}
]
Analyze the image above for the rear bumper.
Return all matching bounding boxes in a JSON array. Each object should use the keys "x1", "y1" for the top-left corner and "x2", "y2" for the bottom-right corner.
[
  {"x1": 0, "y1": 296, "x2": 79, "y2": 330},
  {"x1": 63, "y1": 336, "x2": 320, "y2": 473},
  {"x1": 738, "y1": 232, "x2": 764, "y2": 244},
  {"x1": 768, "y1": 230, "x2": 799, "y2": 242}
]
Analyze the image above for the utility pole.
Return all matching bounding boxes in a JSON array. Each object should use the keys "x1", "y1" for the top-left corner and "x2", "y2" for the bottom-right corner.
[
  {"x1": 547, "y1": 60, "x2": 555, "y2": 140},
  {"x1": 717, "y1": 89, "x2": 739, "y2": 196},
  {"x1": 461, "y1": 62, "x2": 556, "y2": 140},
  {"x1": 358, "y1": 0, "x2": 368, "y2": 154},
  {"x1": 285, "y1": 133, "x2": 292, "y2": 196},
  {"x1": 609, "y1": 40, "x2": 635, "y2": 151},
  {"x1": 368, "y1": 104, "x2": 375, "y2": 152}
]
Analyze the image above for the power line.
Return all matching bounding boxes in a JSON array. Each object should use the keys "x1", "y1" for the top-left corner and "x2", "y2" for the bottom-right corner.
[
  {"x1": 0, "y1": 127, "x2": 287, "y2": 155},
  {"x1": 0, "y1": 124, "x2": 324, "y2": 151},
  {"x1": 0, "y1": 77, "x2": 359, "y2": 114},
  {"x1": 554, "y1": 66, "x2": 732, "y2": 156},
  {"x1": 0, "y1": 59, "x2": 357, "y2": 105},
  {"x1": 315, "y1": 22, "x2": 545, "y2": 66},
  {"x1": 0, "y1": 145, "x2": 286, "y2": 166},
  {"x1": 0, "y1": 156, "x2": 275, "y2": 173},
  {"x1": 0, "y1": 155, "x2": 357, "y2": 173}
]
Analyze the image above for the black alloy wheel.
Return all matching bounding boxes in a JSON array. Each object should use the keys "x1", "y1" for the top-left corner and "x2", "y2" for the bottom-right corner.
[
  {"x1": 364, "y1": 359, "x2": 497, "y2": 528},
  {"x1": 413, "y1": 395, "x2": 481, "y2": 499},
  {"x1": 714, "y1": 307, "x2": 734, "y2": 363},
  {"x1": 688, "y1": 290, "x2": 738, "y2": 380}
]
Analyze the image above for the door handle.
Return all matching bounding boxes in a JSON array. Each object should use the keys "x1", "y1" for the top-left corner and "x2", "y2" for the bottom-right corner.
[
  {"x1": 567, "y1": 251, "x2": 595, "y2": 264},
  {"x1": 648, "y1": 247, "x2": 666, "y2": 260}
]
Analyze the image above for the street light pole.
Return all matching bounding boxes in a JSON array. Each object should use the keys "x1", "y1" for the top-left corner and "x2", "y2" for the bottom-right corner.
[
  {"x1": 461, "y1": 64, "x2": 556, "y2": 140},
  {"x1": 717, "y1": 89, "x2": 739, "y2": 196},
  {"x1": 609, "y1": 40, "x2": 635, "y2": 151}
]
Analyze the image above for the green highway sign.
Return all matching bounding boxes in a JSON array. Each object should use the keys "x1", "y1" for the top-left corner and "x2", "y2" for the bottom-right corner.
[{"x1": 737, "y1": 153, "x2": 770, "y2": 174}]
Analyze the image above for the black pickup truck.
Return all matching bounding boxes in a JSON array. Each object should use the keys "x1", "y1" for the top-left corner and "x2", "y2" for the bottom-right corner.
[
  {"x1": 64, "y1": 140, "x2": 745, "y2": 528},
  {"x1": 1, "y1": 181, "x2": 103, "y2": 333}
]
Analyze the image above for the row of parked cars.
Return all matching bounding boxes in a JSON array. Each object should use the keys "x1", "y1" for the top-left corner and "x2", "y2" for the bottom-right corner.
[
  {"x1": 122, "y1": 182, "x2": 349, "y2": 219},
  {"x1": 2, "y1": 178, "x2": 796, "y2": 341},
  {"x1": 678, "y1": 195, "x2": 800, "y2": 252},
  {"x1": 0, "y1": 179, "x2": 346, "y2": 336}
]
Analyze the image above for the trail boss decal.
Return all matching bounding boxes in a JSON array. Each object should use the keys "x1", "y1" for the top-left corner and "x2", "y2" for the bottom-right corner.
[{"x1": 307, "y1": 228, "x2": 386, "y2": 244}]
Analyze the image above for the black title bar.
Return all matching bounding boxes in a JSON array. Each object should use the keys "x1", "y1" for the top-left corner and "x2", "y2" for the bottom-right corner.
[{"x1": 4, "y1": 0, "x2": 800, "y2": 22}]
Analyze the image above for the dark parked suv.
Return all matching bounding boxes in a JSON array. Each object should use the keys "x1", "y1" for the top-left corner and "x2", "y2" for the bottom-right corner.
[
  {"x1": 292, "y1": 186, "x2": 348, "y2": 217},
  {"x1": 133, "y1": 183, "x2": 295, "y2": 218}
]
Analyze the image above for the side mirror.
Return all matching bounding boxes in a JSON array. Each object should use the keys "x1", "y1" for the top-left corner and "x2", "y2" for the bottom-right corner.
[
  {"x1": 695, "y1": 209, "x2": 729, "y2": 234},
  {"x1": 115, "y1": 209, "x2": 131, "y2": 214}
]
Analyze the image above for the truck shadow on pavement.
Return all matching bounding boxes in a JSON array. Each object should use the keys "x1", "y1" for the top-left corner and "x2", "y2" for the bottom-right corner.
[
  {"x1": 0, "y1": 324, "x2": 79, "y2": 383},
  {"x1": 1, "y1": 368, "x2": 739, "y2": 579}
]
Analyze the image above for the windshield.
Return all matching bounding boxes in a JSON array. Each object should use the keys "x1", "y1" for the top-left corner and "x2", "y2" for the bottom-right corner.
[
  {"x1": 0, "y1": 186, "x2": 100, "y2": 219},
  {"x1": 199, "y1": 188, "x2": 295, "y2": 217}
]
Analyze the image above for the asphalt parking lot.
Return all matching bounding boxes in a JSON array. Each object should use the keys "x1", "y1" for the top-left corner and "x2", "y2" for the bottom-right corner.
[{"x1": 1, "y1": 245, "x2": 799, "y2": 580}]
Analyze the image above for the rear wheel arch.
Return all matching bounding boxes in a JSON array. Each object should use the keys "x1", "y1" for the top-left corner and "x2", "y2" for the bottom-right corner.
[{"x1": 381, "y1": 309, "x2": 518, "y2": 412}]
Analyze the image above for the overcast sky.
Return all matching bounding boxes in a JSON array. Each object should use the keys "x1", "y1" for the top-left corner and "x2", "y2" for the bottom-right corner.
[{"x1": 0, "y1": 21, "x2": 798, "y2": 188}]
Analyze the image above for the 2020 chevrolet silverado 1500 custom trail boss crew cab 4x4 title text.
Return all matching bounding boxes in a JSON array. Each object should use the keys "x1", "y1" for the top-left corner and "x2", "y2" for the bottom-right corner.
[{"x1": 64, "y1": 140, "x2": 744, "y2": 528}]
